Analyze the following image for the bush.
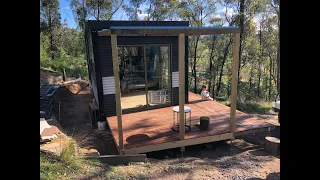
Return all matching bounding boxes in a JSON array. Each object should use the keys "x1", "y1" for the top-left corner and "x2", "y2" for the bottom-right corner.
[{"x1": 60, "y1": 140, "x2": 77, "y2": 165}]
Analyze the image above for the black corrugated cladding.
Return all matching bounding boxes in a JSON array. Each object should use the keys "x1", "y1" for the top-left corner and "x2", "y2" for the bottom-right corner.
[
  {"x1": 91, "y1": 32, "x2": 106, "y2": 121},
  {"x1": 85, "y1": 26, "x2": 101, "y2": 113},
  {"x1": 85, "y1": 21, "x2": 189, "y2": 118}
]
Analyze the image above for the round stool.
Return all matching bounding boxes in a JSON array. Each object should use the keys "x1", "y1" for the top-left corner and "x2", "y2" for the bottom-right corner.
[{"x1": 172, "y1": 106, "x2": 192, "y2": 132}]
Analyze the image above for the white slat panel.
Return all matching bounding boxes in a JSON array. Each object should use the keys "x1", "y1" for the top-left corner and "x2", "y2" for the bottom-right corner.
[
  {"x1": 102, "y1": 76, "x2": 115, "y2": 95},
  {"x1": 172, "y1": 71, "x2": 179, "y2": 87}
]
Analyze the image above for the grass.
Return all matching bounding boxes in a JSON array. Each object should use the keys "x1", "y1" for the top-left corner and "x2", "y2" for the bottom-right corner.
[
  {"x1": 103, "y1": 149, "x2": 277, "y2": 180},
  {"x1": 40, "y1": 141, "x2": 83, "y2": 180},
  {"x1": 105, "y1": 163, "x2": 156, "y2": 179},
  {"x1": 220, "y1": 100, "x2": 272, "y2": 114},
  {"x1": 59, "y1": 141, "x2": 77, "y2": 165},
  {"x1": 40, "y1": 140, "x2": 279, "y2": 179},
  {"x1": 40, "y1": 151, "x2": 79, "y2": 180}
]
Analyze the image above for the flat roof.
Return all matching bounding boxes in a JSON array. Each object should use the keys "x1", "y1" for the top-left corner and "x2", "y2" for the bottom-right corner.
[{"x1": 98, "y1": 26, "x2": 240, "y2": 36}]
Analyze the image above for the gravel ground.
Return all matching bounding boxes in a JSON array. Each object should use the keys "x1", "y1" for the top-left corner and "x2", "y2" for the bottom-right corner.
[
  {"x1": 91, "y1": 139, "x2": 280, "y2": 180},
  {"x1": 48, "y1": 80, "x2": 279, "y2": 179},
  {"x1": 52, "y1": 81, "x2": 118, "y2": 155}
]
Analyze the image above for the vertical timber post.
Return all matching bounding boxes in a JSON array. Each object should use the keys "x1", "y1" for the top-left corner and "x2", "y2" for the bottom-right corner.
[
  {"x1": 230, "y1": 33, "x2": 240, "y2": 137},
  {"x1": 111, "y1": 34, "x2": 124, "y2": 155},
  {"x1": 179, "y1": 33, "x2": 186, "y2": 153}
]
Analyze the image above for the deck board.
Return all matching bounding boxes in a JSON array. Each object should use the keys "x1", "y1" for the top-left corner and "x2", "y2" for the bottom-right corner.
[{"x1": 107, "y1": 92, "x2": 273, "y2": 151}]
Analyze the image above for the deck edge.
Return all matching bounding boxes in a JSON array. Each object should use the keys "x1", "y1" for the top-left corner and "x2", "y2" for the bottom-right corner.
[
  {"x1": 105, "y1": 118, "x2": 120, "y2": 154},
  {"x1": 124, "y1": 132, "x2": 233, "y2": 154}
]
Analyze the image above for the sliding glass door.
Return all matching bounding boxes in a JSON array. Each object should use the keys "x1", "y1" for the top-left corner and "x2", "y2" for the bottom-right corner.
[
  {"x1": 118, "y1": 45, "x2": 171, "y2": 111},
  {"x1": 146, "y1": 46, "x2": 171, "y2": 107},
  {"x1": 118, "y1": 46, "x2": 147, "y2": 110}
]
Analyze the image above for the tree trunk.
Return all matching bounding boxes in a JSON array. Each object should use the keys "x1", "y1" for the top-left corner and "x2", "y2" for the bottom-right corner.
[
  {"x1": 237, "y1": 0, "x2": 245, "y2": 92},
  {"x1": 272, "y1": 53, "x2": 277, "y2": 86},
  {"x1": 257, "y1": 29, "x2": 263, "y2": 98},
  {"x1": 97, "y1": 1, "x2": 100, "y2": 20},
  {"x1": 63, "y1": 68, "x2": 67, "y2": 81},
  {"x1": 212, "y1": 70, "x2": 216, "y2": 99},
  {"x1": 263, "y1": 65, "x2": 267, "y2": 100},
  {"x1": 257, "y1": 66, "x2": 261, "y2": 97},
  {"x1": 276, "y1": 5, "x2": 280, "y2": 97},
  {"x1": 216, "y1": 37, "x2": 232, "y2": 97},
  {"x1": 276, "y1": 36, "x2": 280, "y2": 97},
  {"x1": 271, "y1": 0, "x2": 280, "y2": 97},
  {"x1": 208, "y1": 56, "x2": 213, "y2": 94},
  {"x1": 208, "y1": 36, "x2": 216, "y2": 98},
  {"x1": 193, "y1": 36, "x2": 200, "y2": 93},
  {"x1": 147, "y1": 4, "x2": 151, "y2": 21},
  {"x1": 48, "y1": 10, "x2": 54, "y2": 60},
  {"x1": 249, "y1": 66, "x2": 253, "y2": 91},
  {"x1": 269, "y1": 56, "x2": 272, "y2": 100}
]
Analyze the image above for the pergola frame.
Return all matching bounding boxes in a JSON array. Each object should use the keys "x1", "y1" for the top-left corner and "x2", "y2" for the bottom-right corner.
[{"x1": 104, "y1": 26, "x2": 240, "y2": 155}]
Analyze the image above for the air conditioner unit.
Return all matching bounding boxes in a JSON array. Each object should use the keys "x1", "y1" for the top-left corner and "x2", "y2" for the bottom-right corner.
[{"x1": 148, "y1": 90, "x2": 170, "y2": 104}]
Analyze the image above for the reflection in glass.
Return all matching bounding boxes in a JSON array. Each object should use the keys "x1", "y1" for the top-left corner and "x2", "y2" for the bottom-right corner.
[
  {"x1": 118, "y1": 46, "x2": 146, "y2": 109},
  {"x1": 117, "y1": 46, "x2": 171, "y2": 110},
  {"x1": 146, "y1": 46, "x2": 171, "y2": 106}
]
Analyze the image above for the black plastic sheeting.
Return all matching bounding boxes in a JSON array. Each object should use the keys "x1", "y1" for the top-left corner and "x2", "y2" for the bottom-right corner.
[
  {"x1": 40, "y1": 85, "x2": 60, "y2": 119},
  {"x1": 40, "y1": 98, "x2": 53, "y2": 119},
  {"x1": 40, "y1": 84, "x2": 53, "y2": 98}
]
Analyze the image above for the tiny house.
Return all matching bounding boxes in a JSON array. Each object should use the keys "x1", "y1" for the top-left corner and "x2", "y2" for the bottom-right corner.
[
  {"x1": 83, "y1": 21, "x2": 270, "y2": 155},
  {"x1": 85, "y1": 21, "x2": 189, "y2": 120}
]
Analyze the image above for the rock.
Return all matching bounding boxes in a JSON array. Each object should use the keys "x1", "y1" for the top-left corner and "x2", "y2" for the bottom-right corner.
[{"x1": 79, "y1": 148, "x2": 100, "y2": 156}]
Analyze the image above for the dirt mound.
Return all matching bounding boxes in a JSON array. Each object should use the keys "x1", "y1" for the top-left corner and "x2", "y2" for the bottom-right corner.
[{"x1": 63, "y1": 80, "x2": 90, "y2": 94}]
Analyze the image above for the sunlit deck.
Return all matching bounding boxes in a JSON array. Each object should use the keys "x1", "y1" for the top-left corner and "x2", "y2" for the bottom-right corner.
[{"x1": 107, "y1": 92, "x2": 274, "y2": 154}]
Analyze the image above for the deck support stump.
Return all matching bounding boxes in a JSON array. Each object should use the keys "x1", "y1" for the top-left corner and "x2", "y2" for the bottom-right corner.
[
  {"x1": 265, "y1": 136, "x2": 280, "y2": 155},
  {"x1": 200, "y1": 116, "x2": 210, "y2": 130},
  {"x1": 230, "y1": 137, "x2": 235, "y2": 151}
]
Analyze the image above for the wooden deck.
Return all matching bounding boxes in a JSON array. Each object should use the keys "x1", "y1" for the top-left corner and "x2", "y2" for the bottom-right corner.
[{"x1": 107, "y1": 92, "x2": 274, "y2": 154}]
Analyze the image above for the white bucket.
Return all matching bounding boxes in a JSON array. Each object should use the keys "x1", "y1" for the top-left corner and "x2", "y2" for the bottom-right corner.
[{"x1": 97, "y1": 121, "x2": 106, "y2": 130}]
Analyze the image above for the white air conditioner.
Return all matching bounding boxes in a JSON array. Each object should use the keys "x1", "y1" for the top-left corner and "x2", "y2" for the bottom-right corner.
[{"x1": 148, "y1": 90, "x2": 170, "y2": 104}]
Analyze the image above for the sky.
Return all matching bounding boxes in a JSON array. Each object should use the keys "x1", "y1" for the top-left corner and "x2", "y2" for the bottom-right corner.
[
  {"x1": 59, "y1": 0, "x2": 77, "y2": 28},
  {"x1": 59, "y1": 0, "x2": 237, "y2": 29}
]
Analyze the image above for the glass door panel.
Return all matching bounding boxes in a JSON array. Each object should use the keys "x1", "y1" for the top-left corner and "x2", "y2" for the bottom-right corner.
[
  {"x1": 145, "y1": 46, "x2": 171, "y2": 106},
  {"x1": 118, "y1": 46, "x2": 147, "y2": 110}
]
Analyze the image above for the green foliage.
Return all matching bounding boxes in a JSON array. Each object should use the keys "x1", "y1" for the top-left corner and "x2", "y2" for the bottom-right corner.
[
  {"x1": 40, "y1": 25, "x2": 88, "y2": 79},
  {"x1": 70, "y1": 0, "x2": 88, "y2": 30},
  {"x1": 186, "y1": 0, "x2": 280, "y2": 111},
  {"x1": 59, "y1": 141, "x2": 77, "y2": 165},
  {"x1": 40, "y1": 32, "x2": 50, "y2": 67},
  {"x1": 145, "y1": 0, "x2": 176, "y2": 21},
  {"x1": 220, "y1": 100, "x2": 272, "y2": 114},
  {"x1": 86, "y1": 0, "x2": 113, "y2": 20},
  {"x1": 40, "y1": 0, "x2": 280, "y2": 114},
  {"x1": 123, "y1": 0, "x2": 178, "y2": 21},
  {"x1": 40, "y1": 0, "x2": 61, "y2": 33},
  {"x1": 122, "y1": 0, "x2": 146, "y2": 20},
  {"x1": 51, "y1": 46, "x2": 88, "y2": 78},
  {"x1": 71, "y1": 0, "x2": 124, "y2": 21}
]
